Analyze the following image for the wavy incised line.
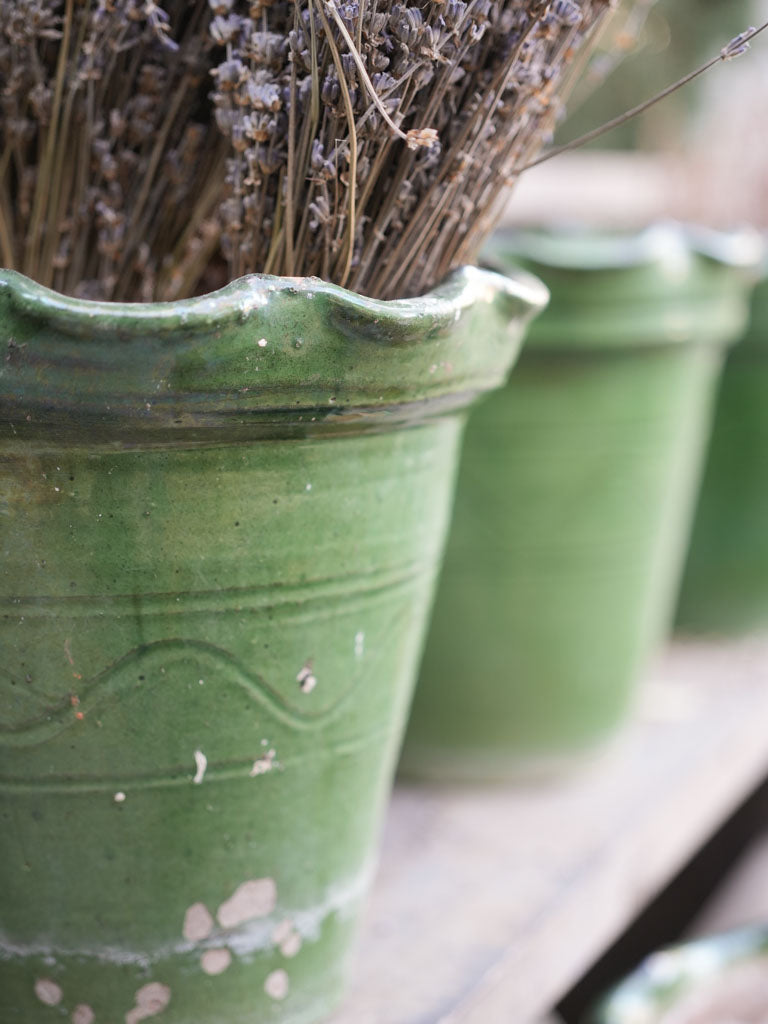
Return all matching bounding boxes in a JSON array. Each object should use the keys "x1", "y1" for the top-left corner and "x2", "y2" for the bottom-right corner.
[{"x1": 0, "y1": 604, "x2": 416, "y2": 747}]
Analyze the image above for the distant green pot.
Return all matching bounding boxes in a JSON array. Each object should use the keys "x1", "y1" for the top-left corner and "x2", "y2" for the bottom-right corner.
[
  {"x1": 589, "y1": 926, "x2": 768, "y2": 1023},
  {"x1": 677, "y1": 263, "x2": 768, "y2": 634},
  {"x1": 400, "y1": 226, "x2": 762, "y2": 782},
  {"x1": 0, "y1": 267, "x2": 546, "y2": 1023}
]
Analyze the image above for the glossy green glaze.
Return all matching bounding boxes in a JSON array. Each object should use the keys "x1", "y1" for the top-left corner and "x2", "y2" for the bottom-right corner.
[
  {"x1": 0, "y1": 267, "x2": 547, "y2": 1022},
  {"x1": 401, "y1": 226, "x2": 762, "y2": 781},
  {"x1": 677, "y1": 267, "x2": 768, "y2": 634},
  {"x1": 589, "y1": 926, "x2": 768, "y2": 1023}
]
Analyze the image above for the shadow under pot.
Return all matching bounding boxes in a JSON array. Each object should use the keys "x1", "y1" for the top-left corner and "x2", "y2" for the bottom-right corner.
[
  {"x1": 400, "y1": 225, "x2": 763, "y2": 783},
  {"x1": 676, "y1": 257, "x2": 768, "y2": 635},
  {"x1": 0, "y1": 266, "x2": 546, "y2": 1023},
  {"x1": 587, "y1": 925, "x2": 768, "y2": 1024}
]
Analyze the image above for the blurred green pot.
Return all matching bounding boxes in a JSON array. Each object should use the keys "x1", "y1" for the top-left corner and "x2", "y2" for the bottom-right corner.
[
  {"x1": 588, "y1": 925, "x2": 768, "y2": 1023},
  {"x1": 0, "y1": 266, "x2": 546, "y2": 1023},
  {"x1": 400, "y1": 226, "x2": 762, "y2": 782},
  {"x1": 677, "y1": 260, "x2": 768, "y2": 634}
]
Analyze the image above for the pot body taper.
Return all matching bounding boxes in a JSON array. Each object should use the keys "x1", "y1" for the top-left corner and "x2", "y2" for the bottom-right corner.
[
  {"x1": 0, "y1": 267, "x2": 546, "y2": 1022},
  {"x1": 401, "y1": 226, "x2": 762, "y2": 781},
  {"x1": 677, "y1": 265, "x2": 768, "y2": 634}
]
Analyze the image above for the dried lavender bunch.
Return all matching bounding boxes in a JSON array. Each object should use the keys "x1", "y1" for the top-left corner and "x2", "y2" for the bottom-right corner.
[
  {"x1": 209, "y1": 0, "x2": 618, "y2": 299},
  {"x1": 0, "y1": 0, "x2": 227, "y2": 300},
  {"x1": 2, "y1": 0, "x2": 620, "y2": 302}
]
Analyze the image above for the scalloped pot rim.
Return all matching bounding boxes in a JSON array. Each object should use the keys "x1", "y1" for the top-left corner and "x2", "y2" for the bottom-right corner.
[
  {"x1": 488, "y1": 223, "x2": 766, "y2": 273},
  {"x1": 0, "y1": 265, "x2": 548, "y2": 340},
  {"x1": 0, "y1": 265, "x2": 548, "y2": 438}
]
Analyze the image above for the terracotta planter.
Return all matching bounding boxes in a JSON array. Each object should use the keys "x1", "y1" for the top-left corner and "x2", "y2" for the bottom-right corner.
[
  {"x1": 589, "y1": 926, "x2": 768, "y2": 1023},
  {"x1": 400, "y1": 226, "x2": 762, "y2": 782},
  {"x1": 677, "y1": 263, "x2": 768, "y2": 634},
  {"x1": 0, "y1": 267, "x2": 546, "y2": 1022}
]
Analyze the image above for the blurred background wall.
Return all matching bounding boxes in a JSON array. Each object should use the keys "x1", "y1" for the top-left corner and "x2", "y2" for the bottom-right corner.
[{"x1": 504, "y1": 0, "x2": 767, "y2": 229}]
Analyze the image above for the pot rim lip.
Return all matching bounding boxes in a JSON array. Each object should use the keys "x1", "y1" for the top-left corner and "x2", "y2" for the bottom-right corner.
[
  {"x1": 485, "y1": 222, "x2": 766, "y2": 273},
  {"x1": 592, "y1": 924, "x2": 768, "y2": 1023},
  {"x1": 0, "y1": 264, "x2": 549, "y2": 340}
]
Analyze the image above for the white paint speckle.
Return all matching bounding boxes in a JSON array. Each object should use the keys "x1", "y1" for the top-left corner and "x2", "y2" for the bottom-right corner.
[
  {"x1": 192, "y1": 750, "x2": 207, "y2": 785},
  {"x1": 250, "y1": 749, "x2": 276, "y2": 776},
  {"x1": 72, "y1": 1004, "x2": 96, "y2": 1024},
  {"x1": 297, "y1": 664, "x2": 316, "y2": 694},
  {"x1": 183, "y1": 902, "x2": 214, "y2": 942},
  {"x1": 354, "y1": 631, "x2": 364, "y2": 657},
  {"x1": 125, "y1": 982, "x2": 171, "y2": 1024},
  {"x1": 257, "y1": 337, "x2": 267, "y2": 347},
  {"x1": 200, "y1": 948, "x2": 232, "y2": 976},
  {"x1": 217, "y1": 878, "x2": 277, "y2": 929},
  {"x1": 114, "y1": 791, "x2": 126, "y2": 803},
  {"x1": 34, "y1": 978, "x2": 63, "y2": 1006},
  {"x1": 264, "y1": 969, "x2": 289, "y2": 1001}
]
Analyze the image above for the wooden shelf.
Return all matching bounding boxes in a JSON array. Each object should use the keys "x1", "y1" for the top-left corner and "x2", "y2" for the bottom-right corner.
[{"x1": 329, "y1": 638, "x2": 768, "y2": 1024}]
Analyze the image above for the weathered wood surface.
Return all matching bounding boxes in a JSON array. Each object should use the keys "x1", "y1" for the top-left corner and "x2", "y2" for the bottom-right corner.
[{"x1": 329, "y1": 638, "x2": 768, "y2": 1024}]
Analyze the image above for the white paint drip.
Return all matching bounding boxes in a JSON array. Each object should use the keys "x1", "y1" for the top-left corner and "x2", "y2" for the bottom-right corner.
[
  {"x1": 217, "y1": 879, "x2": 277, "y2": 929},
  {"x1": 182, "y1": 903, "x2": 214, "y2": 943},
  {"x1": 264, "y1": 969, "x2": 289, "y2": 1001},
  {"x1": 125, "y1": 982, "x2": 171, "y2": 1024},
  {"x1": 200, "y1": 948, "x2": 232, "y2": 976},
  {"x1": 34, "y1": 977, "x2": 63, "y2": 1006},
  {"x1": 72, "y1": 1005, "x2": 95, "y2": 1024},
  {"x1": 1, "y1": 865, "x2": 373, "y2": 967},
  {"x1": 192, "y1": 750, "x2": 207, "y2": 785}
]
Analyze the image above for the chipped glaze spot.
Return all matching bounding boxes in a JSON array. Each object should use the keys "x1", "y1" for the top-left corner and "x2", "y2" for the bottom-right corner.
[
  {"x1": 271, "y1": 920, "x2": 293, "y2": 946},
  {"x1": 264, "y1": 969, "x2": 289, "y2": 1001},
  {"x1": 124, "y1": 982, "x2": 171, "y2": 1024},
  {"x1": 72, "y1": 1004, "x2": 95, "y2": 1024},
  {"x1": 271, "y1": 920, "x2": 301, "y2": 957},
  {"x1": 280, "y1": 932, "x2": 302, "y2": 958},
  {"x1": 183, "y1": 902, "x2": 214, "y2": 942},
  {"x1": 192, "y1": 750, "x2": 207, "y2": 785},
  {"x1": 34, "y1": 978, "x2": 63, "y2": 1006},
  {"x1": 200, "y1": 948, "x2": 232, "y2": 976},
  {"x1": 297, "y1": 664, "x2": 316, "y2": 694},
  {"x1": 217, "y1": 879, "x2": 277, "y2": 929},
  {"x1": 250, "y1": 749, "x2": 276, "y2": 776}
]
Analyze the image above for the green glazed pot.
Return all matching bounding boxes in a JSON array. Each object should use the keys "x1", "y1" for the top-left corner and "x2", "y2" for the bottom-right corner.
[
  {"x1": 677, "y1": 262, "x2": 768, "y2": 634},
  {"x1": 0, "y1": 266, "x2": 546, "y2": 1023},
  {"x1": 589, "y1": 926, "x2": 768, "y2": 1023},
  {"x1": 401, "y1": 225, "x2": 763, "y2": 782}
]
